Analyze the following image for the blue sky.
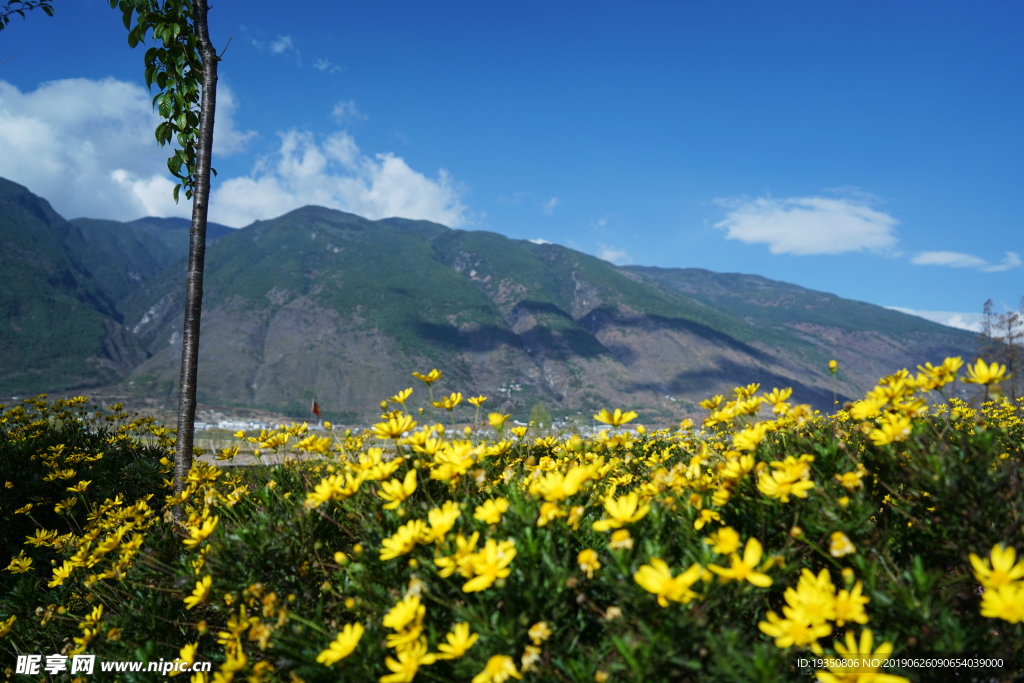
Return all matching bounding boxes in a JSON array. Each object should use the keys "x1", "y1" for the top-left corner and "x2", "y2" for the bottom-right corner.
[{"x1": 1, "y1": 0, "x2": 1020, "y2": 328}]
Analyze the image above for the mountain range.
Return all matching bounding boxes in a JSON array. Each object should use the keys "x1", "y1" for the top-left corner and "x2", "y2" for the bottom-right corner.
[{"x1": 0, "y1": 176, "x2": 980, "y2": 423}]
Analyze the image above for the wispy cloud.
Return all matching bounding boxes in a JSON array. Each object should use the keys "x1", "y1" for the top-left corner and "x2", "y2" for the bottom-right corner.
[
  {"x1": 542, "y1": 196, "x2": 560, "y2": 215},
  {"x1": 0, "y1": 77, "x2": 254, "y2": 221},
  {"x1": 887, "y1": 307, "x2": 985, "y2": 333},
  {"x1": 713, "y1": 194, "x2": 899, "y2": 255},
  {"x1": 331, "y1": 100, "x2": 367, "y2": 125},
  {"x1": 265, "y1": 35, "x2": 301, "y2": 65},
  {"x1": 597, "y1": 243, "x2": 631, "y2": 265},
  {"x1": 528, "y1": 238, "x2": 551, "y2": 245},
  {"x1": 313, "y1": 58, "x2": 343, "y2": 74},
  {"x1": 911, "y1": 250, "x2": 1020, "y2": 273}
]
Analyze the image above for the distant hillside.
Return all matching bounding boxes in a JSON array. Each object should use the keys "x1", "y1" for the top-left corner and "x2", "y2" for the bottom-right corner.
[
  {"x1": 0, "y1": 178, "x2": 147, "y2": 394},
  {"x1": 0, "y1": 177, "x2": 980, "y2": 421}
]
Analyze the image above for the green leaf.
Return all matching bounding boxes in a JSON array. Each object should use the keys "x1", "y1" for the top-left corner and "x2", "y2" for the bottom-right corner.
[
  {"x1": 173, "y1": 183, "x2": 180, "y2": 204},
  {"x1": 121, "y1": 6, "x2": 133, "y2": 30}
]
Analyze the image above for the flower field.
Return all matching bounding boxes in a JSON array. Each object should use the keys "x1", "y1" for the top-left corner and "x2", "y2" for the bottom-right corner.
[{"x1": 1, "y1": 358, "x2": 1023, "y2": 682}]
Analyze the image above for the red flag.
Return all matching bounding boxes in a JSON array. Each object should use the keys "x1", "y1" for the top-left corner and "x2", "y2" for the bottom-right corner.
[{"x1": 311, "y1": 400, "x2": 321, "y2": 418}]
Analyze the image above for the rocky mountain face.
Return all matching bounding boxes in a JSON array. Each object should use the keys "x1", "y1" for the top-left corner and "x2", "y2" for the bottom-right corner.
[{"x1": 0, "y1": 177, "x2": 979, "y2": 422}]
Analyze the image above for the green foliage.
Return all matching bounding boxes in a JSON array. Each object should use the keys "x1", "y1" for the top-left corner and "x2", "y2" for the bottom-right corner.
[
  {"x1": 0, "y1": 0, "x2": 53, "y2": 32},
  {"x1": 109, "y1": 0, "x2": 216, "y2": 204},
  {"x1": 1, "y1": 377, "x2": 1022, "y2": 682}
]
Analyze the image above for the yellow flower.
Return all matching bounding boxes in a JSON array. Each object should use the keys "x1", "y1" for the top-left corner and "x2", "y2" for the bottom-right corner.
[
  {"x1": 4, "y1": 551, "x2": 32, "y2": 573},
  {"x1": 488, "y1": 413, "x2": 510, "y2": 430},
  {"x1": 380, "y1": 637, "x2": 437, "y2": 683},
  {"x1": 834, "y1": 464, "x2": 867, "y2": 491},
  {"x1": 528, "y1": 621, "x2": 552, "y2": 645},
  {"x1": 868, "y1": 412, "x2": 913, "y2": 446},
  {"x1": 48, "y1": 560, "x2": 75, "y2": 588},
  {"x1": 533, "y1": 467, "x2": 592, "y2": 502},
  {"x1": 434, "y1": 392, "x2": 463, "y2": 411},
  {"x1": 829, "y1": 360, "x2": 838, "y2": 373},
  {"x1": 184, "y1": 576, "x2": 213, "y2": 610},
  {"x1": 474, "y1": 498, "x2": 510, "y2": 525},
  {"x1": 378, "y1": 469, "x2": 418, "y2": 510},
  {"x1": 437, "y1": 622, "x2": 479, "y2": 659},
  {"x1": 592, "y1": 491, "x2": 650, "y2": 531},
  {"x1": 472, "y1": 655, "x2": 522, "y2": 683},
  {"x1": 412, "y1": 369, "x2": 442, "y2": 386},
  {"x1": 520, "y1": 645, "x2": 542, "y2": 672},
  {"x1": 468, "y1": 395, "x2": 487, "y2": 407},
  {"x1": 389, "y1": 388, "x2": 414, "y2": 405},
  {"x1": 693, "y1": 509, "x2": 721, "y2": 530},
  {"x1": 609, "y1": 529, "x2": 633, "y2": 550},
  {"x1": 314, "y1": 623, "x2": 361, "y2": 666},
  {"x1": 0, "y1": 615, "x2": 16, "y2": 638},
  {"x1": 380, "y1": 519, "x2": 429, "y2": 561},
  {"x1": 757, "y1": 469, "x2": 815, "y2": 503},
  {"x1": 634, "y1": 558, "x2": 703, "y2": 607},
  {"x1": 435, "y1": 532, "x2": 480, "y2": 578},
  {"x1": 829, "y1": 532, "x2": 856, "y2": 558},
  {"x1": 758, "y1": 610, "x2": 831, "y2": 654},
  {"x1": 372, "y1": 414, "x2": 417, "y2": 440},
  {"x1": 578, "y1": 549, "x2": 601, "y2": 578},
  {"x1": 785, "y1": 569, "x2": 837, "y2": 626},
  {"x1": 707, "y1": 538, "x2": 773, "y2": 587},
  {"x1": 14, "y1": 503, "x2": 33, "y2": 514},
  {"x1": 426, "y1": 500, "x2": 461, "y2": 542},
  {"x1": 732, "y1": 422, "x2": 770, "y2": 452},
  {"x1": 969, "y1": 544, "x2": 1024, "y2": 589},
  {"x1": 537, "y1": 502, "x2": 567, "y2": 527},
  {"x1": 814, "y1": 629, "x2": 909, "y2": 683},
  {"x1": 593, "y1": 408, "x2": 638, "y2": 427},
  {"x1": 834, "y1": 581, "x2": 870, "y2": 626},
  {"x1": 962, "y1": 358, "x2": 1009, "y2": 385},
  {"x1": 980, "y1": 583, "x2": 1024, "y2": 624},
  {"x1": 183, "y1": 516, "x2": 219, "y2": 550},
  {"x1": 463, "y1": 539, "x2": 517, "y2": 592},
  {"x1": 704, "y1": 526, "x2": 741, "y2": 555},
  {"x1": 383, "y1": 596, "x2": 425, "y2": 632}
]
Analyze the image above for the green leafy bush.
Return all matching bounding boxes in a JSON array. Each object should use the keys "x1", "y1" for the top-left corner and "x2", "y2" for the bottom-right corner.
[{"x1": 1, "y1": 360, "x2": 1022, "y2": 683}]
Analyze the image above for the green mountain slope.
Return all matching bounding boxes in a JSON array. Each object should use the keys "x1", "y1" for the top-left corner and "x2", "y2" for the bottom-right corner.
[
  {"x1": 0, "y1": 179, "x2": 146, "y2": 395},
  {"x1": 117, "y1": 206, "x2": 979, "y2": 420},
  {"x1": 1, "y1": 177, "x2": 981, "y2": 420}
]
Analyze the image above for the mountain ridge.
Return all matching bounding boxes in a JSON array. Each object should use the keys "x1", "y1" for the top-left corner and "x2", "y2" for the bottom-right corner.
[{"x1": 0, "y1": 178, "x2": 979, "y2": 421}]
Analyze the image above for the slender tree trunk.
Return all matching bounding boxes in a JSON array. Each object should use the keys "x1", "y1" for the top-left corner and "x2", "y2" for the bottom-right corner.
[{"x1": 173, "y1": 0, "x2": 217, "y2": 513}]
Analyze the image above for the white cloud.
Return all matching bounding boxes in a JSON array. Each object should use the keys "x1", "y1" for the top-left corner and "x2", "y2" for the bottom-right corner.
[
  {"x1": 266, "y1": 36, "x2": 301, "y2": 65},
  {"x1": 542, "y1": 196, "x2": 560, "y2": 215},
  {"x1": 0, "y1": 77, "x2": 465, "y2": 229},
  {"x1": 886, "y1": 307, "x2": 985, "y2": 333},
  {"x1": 314, "y1": 58, "x2": 343, "y2": 74},
  {"x1": 597, "y1": 243, "x2": 631, "y2": 265},
  {"x1": 0, "y1": 77, "x2": 253, "y2": 221},
  {"x1": 270, "y1": 36, "x2": 294, "y2": 54},
  {"x1": 528, "y1": 238, "x2": 550, "y2": 245},
  {"x1": 911, "y1": 250, "x2": 1021, "y2": 273},
  {"x1": 713, "y1": 195, "x2": 899, "y2": 255},
  {"x1": 331, "y1": 100, "x2": 367, "y2": 124},
  {"x1": 209, "y1": 130, "x2": 469, "y2": 228}
]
